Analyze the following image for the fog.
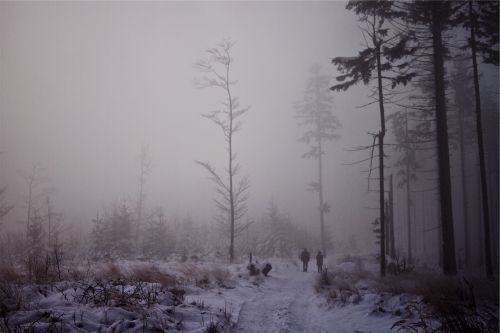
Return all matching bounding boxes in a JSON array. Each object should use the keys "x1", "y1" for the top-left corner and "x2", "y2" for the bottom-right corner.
[
  {"x1": 0, "y1": 2, "x2": 497, "y2": 266},
  {"x1": 0, "y1": 2, "x2": 380, "y2": 249}
]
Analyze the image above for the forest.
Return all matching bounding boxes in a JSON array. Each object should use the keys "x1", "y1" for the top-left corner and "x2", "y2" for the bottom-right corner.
[{"x1": 0, "y1": 1, "x2": 498, "y2": 332}]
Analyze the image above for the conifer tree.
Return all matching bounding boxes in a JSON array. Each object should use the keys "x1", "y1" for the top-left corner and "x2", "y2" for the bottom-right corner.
[
  {"x1": 296, "y1": 64, "x2": 341, "y2": 257},
  {"x1": 331, "y1": 0, "x2": 415, "y2": 275}
]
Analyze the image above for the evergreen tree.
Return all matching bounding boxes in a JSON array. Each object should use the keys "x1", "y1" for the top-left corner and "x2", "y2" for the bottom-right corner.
[
  {"x1": 458, "y1": 0, "x2": 499, "y2": 278},
  {"x1": 406, "y1": 0, "x2": 460, "y2": 275},
  {"x1": 142, "y1": 208, "x2": 172, "y2": 260},
  {"x1": 296, "y1": 64, "x2": 341, "y2": 257},
  {"x1": 111, "y1": 205, "x2": 134, "y2": 259},
  {"x1": 90, "y1": 212, "x2": 113, "y2": 260},
  {"x1": 331, "y1": 0, "x2": 415, "y2": 275}
]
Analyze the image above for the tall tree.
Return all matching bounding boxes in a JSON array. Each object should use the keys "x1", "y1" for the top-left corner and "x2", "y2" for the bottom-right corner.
[
  {"x1": 195, "y1": 40, "x2": 250, "y2": 263},
  {"x1": 461, "y1": 0, "x2": 499, "y2": 279},
  {"x1": 331, "y1": 0, "x2": 415, "y2": 275},
  {"x1": 450, "y1": 60, "x2": 476, "y2": 269},
  {"x1": 407, "y1": 0, "x2": 460, "y2": 275},
  {"x1": 390, "y1": 110, "x2": 417, "y2": 263},
  {"x1": 296, "y1": 64, "x2": 341, "y2": 257}
]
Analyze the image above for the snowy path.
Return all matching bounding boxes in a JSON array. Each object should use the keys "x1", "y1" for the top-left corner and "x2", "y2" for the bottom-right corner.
[
  {"x1": 224, "y1": 262, "x2": 396, "y2": 333},
  {"x1": 230, "y1": 267, "x2": 332, "y2": 333},
  {"x1": 186, "y1": 261, "x2": 399, "y2": 333}
]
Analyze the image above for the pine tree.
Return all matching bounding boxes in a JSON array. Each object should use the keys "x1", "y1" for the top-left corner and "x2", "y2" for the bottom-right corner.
[
  {"x1": 296, "y1": 64, "x2": 341, "y2": 257},
  {"x1": 142, "y1": 208, "x2": 172, "y2": 260},
  {"x1": 331, "y1": 0, "x2": 415, "y2": 275},
  {"x1": 406, "y1": 0, "x2": 460, "y2": 275},
  {"x1": 459, "y1": 0, "x2": 499, "y2": 279},
  {"x1": 111, "y1": 205, "x2": 134, "y2": 259}
]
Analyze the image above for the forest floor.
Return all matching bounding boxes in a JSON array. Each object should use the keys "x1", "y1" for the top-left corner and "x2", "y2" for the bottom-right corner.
[{"x1": 1, "y1": 256, "x2": 497, "y2": 332}]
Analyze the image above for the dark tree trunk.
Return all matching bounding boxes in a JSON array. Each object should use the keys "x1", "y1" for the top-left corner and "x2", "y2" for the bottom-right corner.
[
  {"x1": 318, "y1": 138, "x2": 327, "y2": 257},
  {"x1": 389, "y1": 174, "x2": 395, "y2": 258},
  {"x1": 405, "y1": 116, "x2": 413, "y2": 264},
  {"x1": 458, "y1": 93, "x2": 471, "y2": 268},
  {"x1": 431, "y1": 2, "x2": 457, "y2": 275},
  {"x1": 375, "y1": 39, "x2": 386, "y2": 276},
  {"x1": 469, "y1": 0, "x2": 493, "y2": 279}
]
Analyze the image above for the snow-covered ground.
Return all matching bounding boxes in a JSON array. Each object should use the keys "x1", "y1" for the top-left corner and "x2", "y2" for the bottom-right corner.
[
  {"x1": 2, "y1": 257, "x2": 496, "y2": 332},
  {"x1": 191, "y1": 259, "x2": 404, "y2": 333}
]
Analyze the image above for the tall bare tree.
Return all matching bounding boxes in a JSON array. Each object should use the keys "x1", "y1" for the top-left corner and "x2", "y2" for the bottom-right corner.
[
  {"x1": 296, "y1": 64, "x2": 341, "y2": 257},
  {"x1": 195, "y1": 40, "x2": 250, "y2": 263}
]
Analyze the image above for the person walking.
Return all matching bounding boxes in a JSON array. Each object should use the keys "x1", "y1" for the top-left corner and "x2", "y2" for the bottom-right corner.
[
  {"x1": 316, "y1": 251, "x2": 324, "y2": 273},
  {"x1": 300, "y1": 248, "x2": 310, "y2": 272}
]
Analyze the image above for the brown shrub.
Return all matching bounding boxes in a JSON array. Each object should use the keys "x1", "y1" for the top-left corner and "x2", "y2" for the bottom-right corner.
[
  {"x1": 0, "y1": 266, "x2": 24, "y2": 314},
  {"x1": 129, "y1": 264, "x2": 177, "y2": 287},
  {"x1": 95, "y1": 262, "x2": 124, "y2": 281},
  {"x1": 0, "y1": 265, "x2": 22, "y2": 283}
]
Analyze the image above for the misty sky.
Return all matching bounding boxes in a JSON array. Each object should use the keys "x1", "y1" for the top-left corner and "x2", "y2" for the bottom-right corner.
[{"x1": 0, "y1": 2, "x2": 391, "y2": 250}]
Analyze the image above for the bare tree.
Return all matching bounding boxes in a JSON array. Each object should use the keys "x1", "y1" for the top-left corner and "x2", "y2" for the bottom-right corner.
[
  {"x1": 296, "y1": 64, "x2": 341, "y2": 257},
  {"x1": 44, "y1": 194, "x2": 67, "y2": 280},
  {"x1": 135, "y1": 145, "x2": 151, "y2": 247},
  {"x1": 195, "y1": 39, "x2": 250, "y2": 263},
  {"x1": 20, "y1": 163, "x2": 47, "y2": 237}
]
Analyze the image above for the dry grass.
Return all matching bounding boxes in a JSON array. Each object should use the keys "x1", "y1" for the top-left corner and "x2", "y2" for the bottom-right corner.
[
  {"x1": 316, "y1": 268, "x2": 375, "y2": 291},
  {"x1": 0, "y1": 265, "x2": 22, "y2": 283},
  {"x1": 315, "y1": 268, "x2": 374, "y2": 304},
  {"x1": 0, "y1": 265, "x2": 24, "y2": 315},
  {"x1": 375, "y1": 272, "x2": 499, "y2": 307},
  {"x1": 178, "y1": 264, "x2": 232, "y2": 288},
  {"x1": 128, "y1": 264, "x2": 177, "y2": 287},
  {"x1": 95, "y1": 262, "x2": 125, "y2": 281}
]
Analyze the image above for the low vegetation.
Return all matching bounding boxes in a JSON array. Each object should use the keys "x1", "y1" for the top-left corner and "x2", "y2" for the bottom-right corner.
[{"x1": 315, "y1": 256, "x2": 499, "y2": 332}]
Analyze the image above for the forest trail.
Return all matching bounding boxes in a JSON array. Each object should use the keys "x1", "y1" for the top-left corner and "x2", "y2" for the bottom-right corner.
[{"x1": 230, "y1": 265, "x2": 335, "y2": 333}]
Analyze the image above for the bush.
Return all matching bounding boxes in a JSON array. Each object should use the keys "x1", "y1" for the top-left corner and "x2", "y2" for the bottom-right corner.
[
  {"x1": 0, "y1": 266, "x2": 24, "y2": 315},
  {"x1": 129, "y1": 264, "x2": 177, "y2": 287}
]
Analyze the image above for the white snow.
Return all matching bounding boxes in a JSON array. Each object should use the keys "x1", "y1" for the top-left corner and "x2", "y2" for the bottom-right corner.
[
  {"x1": 190, "y1": 258, "x2": 401, "y2": 333},
  {"x1": 1, "y1": 257, "x2": 423, "y2": 332}
]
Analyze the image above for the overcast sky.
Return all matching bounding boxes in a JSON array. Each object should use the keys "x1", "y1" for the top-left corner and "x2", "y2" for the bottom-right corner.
[{"x1": 0, "y1": 1, "x2": 392, "y2": 251}]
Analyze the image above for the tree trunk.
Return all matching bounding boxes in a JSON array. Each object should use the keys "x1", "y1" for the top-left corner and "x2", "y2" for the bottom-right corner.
[
  {"x1": 136, "y1": 181, "x2": 143, "y2": 248},
  {"x1": 318, "y1": 138, "x2": 327, "y2": 257},
  {"x1": 458, "y1": 91, "x2": 471, "y2": 268},
  {"x1": 405, "y1": 116, "x2": 413, "y2": 264},
  {"x1": 389, "y1": 174, "x2": 395, "y2": 258},
  {"x1": 431, "y1": 2, "x2": 457, "y2": 275},
  {"x1": 469, "y1": 0, "x2": 493, "y2": 279},
  {"x1": 227, "y1": 64, "x2": 235, "y2": 264},
  {"x1": 375, "y1": 38, "x2": 386, "y2": 276}
]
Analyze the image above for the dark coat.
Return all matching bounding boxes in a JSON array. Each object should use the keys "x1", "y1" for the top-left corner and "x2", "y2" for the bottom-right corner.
[
  {"x1": 316, "y1": 252, "x2": 324, "y2": 265},
  {"x1": 300, "y1": 249, "x2": 310, "y2": 262}
]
